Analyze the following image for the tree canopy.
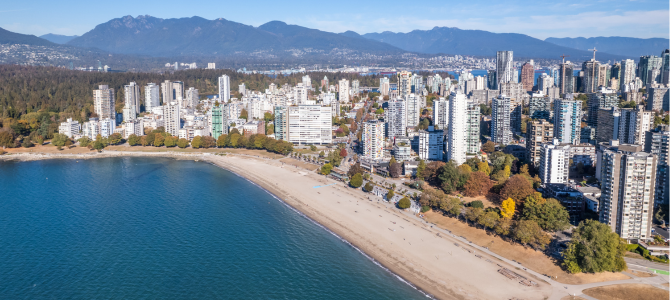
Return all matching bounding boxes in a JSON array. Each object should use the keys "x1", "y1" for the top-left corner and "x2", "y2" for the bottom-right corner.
[{"x1": 562, "y1": 220, "x2": 627, "y2": 274}]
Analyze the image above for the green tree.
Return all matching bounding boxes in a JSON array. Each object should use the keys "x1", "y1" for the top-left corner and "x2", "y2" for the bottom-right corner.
[
  {"x1": 127, "y1": 134, "x2": 140, "y2": 146},
  {"x1": 495, "y1": 218, "x2": 512, "y2": 236},
  {"x1": 562, "y1": 220, "x2": 627, "y2": 274},
  {"x1": 78, "y1": 137, "x2": 92, "y2": 147},
  {"x1": 21, "y1": 139, "x2": 33, "y2": 148},
  {"x1": 437, "y1": 161, "x2": 460, "y2": 194},
  {"x1": 478, "y1": 210, "x2": 500, "y2": 230},
  {"x1": 350, "y1": 173, "x2": 363, "y2": 188},
  {"x1": 416, "y1": 159, "x2": 426, "y2": 180},
  {"x1": 154, "y1": 134, "x2": 165, "y2": 147},
  {"x1": 521, "y1": 193, "x2": 570, "y2": 232},
  {"x1": 321, "y1": 163, "x2": 333, "y2": 175},
  {"x1": 513, "y1": 220, "x2": 550, "y2": 249},
  {"x1": 387, "y1": 189, "x2": 395, "y2": 200},
  {"x1": 398, "y1": 197, "x2": 411, "y2": 209},
  {"x1": 164, "y1": 136, "x2": 177, "y2": 147},
  {"x1": 177, "y1": 138, "x2": 189, "y2": 149},
  {"x1": 470, "y1": 200, "x2": 484, "y2": 209},
  {"x1": 191, "y1": 136, "x2": 202, "y2": 149},
  {"x1": 217, "y1": 134, "x2": 228, "y2": 148},
  {"x1": 364, "y1": 182, "x2": 373, "y2": 192},
  {"x1": 93, "y1": 140, "x2": 104, "y2": 151},
  {"x1": 108, "y1": 133, "x2": 123, "y2": 145},
  {"x1": 319, "y1": 151, "x2": 325, "y2": 158},
  {"x1": 51, "y1": 133, "x2": 69, "y2": 147}
]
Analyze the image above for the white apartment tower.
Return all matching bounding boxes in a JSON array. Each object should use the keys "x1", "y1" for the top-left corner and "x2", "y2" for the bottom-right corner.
[
  {"x1": 218, "y1": 75, "x2": 231, "y2": 102},
  {"x1": 186, "y1": 87, "x2": 199, "y2": 108},
  {"x1": 164, "y1": 101, "x2": 181, "y2": 136},
  {"x1": 338, "y1": 79, "x2": 350, "y2": 103},
  {"x1": 58, "y1": 118, "x2": 80, "y2": 138},
  {"x1": 447, "y1": 91, "x2": 467, "y2": 165},
  {"x1": 385, "y1": 98, "x2": 407, "y2": 139},
  {"x1": 491, "y1": 95, "x2": 512, "y2": 144},
  {"x1": 295, "y1": 83, "x2": 308, "y2": 104},
  {"x1": 363, "y1": 120, "x2": 385, "y2": 160},
  {"x1": 379, "y1": 77, "x2": 390, "y2": 97},
  {"x1": 287, "y1": 105, "x2": 332, "y2": 145},
  {"x1": 145, "y1": 83, "x2": 160, "y2": 112},
  {"x1": 619, "y1": 105, "x2": 653, "y2": 146},
  {"x1": 539, "y1": 139, "x2": 570, "y2": 184},
  {"x1": 496, "y1": 51, "x2": 514, "y2": 87},
  {"x1": 433, "y1": 97, "x2": 449, "y2": 131},
  {"x1": 123, "y1": 81, "x2": 140, "y2": 115},
  {"x1": 405, "y1": 94, "x2": 421, "y2": 127},
  {"x1": 94, "y1": 85, "x2": 115, "y2": 121},
  {"x1": 466, "y1": 102, "x2": 481, "y2": 154},
  {"x1": 419, "y1": 126, "x2": 444, "y2": 161},
  {"x1": 397, "y1": 71, "x2": 412, "y2": 98},
  {"x1": 620, "y1": 59, "x2": 636, "y2": 91},
  {"x1": 599, "y1": 143, "x2": 657, "y2": 241}
]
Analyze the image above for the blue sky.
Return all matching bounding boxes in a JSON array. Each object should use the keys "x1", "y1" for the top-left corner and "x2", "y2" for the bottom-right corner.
[{"x1": 2, "y1": 0, "x2": 668, "y2": 39}]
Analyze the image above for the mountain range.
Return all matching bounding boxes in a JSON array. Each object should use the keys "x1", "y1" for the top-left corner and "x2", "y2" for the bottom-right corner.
[
  {"x1": 2, "y1": 15, "x2": 667, "y2": 62},
  {"x1": 39, "y1": 33, "x2": 79, "y2": 44},
  {"x1": 544, "y1": 37, "x2": 668, "y2": 58}
]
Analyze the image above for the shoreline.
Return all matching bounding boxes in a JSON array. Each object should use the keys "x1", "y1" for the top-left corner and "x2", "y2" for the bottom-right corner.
[{"x1": 1, "y1": 151, "x2": 553, "y2": 299}]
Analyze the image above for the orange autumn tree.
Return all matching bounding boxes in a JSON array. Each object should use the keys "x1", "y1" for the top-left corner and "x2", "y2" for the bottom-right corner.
[{"x1": 462, "y1": 171, "x2": 494, "y2": 197}]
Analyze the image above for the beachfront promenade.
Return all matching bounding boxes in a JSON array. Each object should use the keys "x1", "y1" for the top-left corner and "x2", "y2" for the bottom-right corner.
[{"x1": 2, "y1": 150, "x2": 669, "y2": 299}]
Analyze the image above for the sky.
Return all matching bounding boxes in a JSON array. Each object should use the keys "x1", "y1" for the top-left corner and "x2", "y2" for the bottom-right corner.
[{"x1": 2, "y1": 0, "x2": 668, "y2": 39}]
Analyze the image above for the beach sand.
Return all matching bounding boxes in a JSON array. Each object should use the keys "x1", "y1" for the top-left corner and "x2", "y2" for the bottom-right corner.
[{"x1": 1, "y1": 151, "x2": 553, "y2": 299}]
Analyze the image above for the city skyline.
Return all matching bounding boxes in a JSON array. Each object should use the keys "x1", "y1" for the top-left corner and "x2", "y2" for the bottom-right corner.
[{"x1": 1, "y1": 0, "x2": 668, "y2": 39}]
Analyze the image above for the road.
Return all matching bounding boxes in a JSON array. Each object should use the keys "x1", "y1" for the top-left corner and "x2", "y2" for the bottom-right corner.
[{"x1": 625, "y1": 257, "x2": 670, "y2": 274}]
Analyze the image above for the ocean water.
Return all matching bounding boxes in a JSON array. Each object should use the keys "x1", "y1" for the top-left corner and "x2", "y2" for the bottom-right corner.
[{"x1": 0, "y1": 157, "x2": 426, "y2": 299}]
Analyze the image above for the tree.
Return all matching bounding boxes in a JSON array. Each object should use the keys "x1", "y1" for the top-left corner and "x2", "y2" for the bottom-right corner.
[
  {"x1": 93, "y1": 140, "x2": 104, "y2": 151},
  {"x1": 154, "y1": 134, "x2": 165, "y2": 147},
  {"x1": 319, "y1": 151, "x2": 325, "y2": 158},
  {"x1": 482, "y1": 141, "x2": 495, "y2": 153},
  {"x1": 389, "y1": 162, "x2": 402, "y2": 178},
  {"x1": 495, "y1": 218, "x2": 512, "y2": 236},
  {"x1": 470, "y1": 200, "x2": 484, "y2": 209},
  {"x1": 416, "y1": 159, "x2": 426, "y2": 180},
  {"x1": 201, "y1": 136, "x2": 216, "y2": 148},
  {"x1": 0, "y1": 131, "x2": 14, "y2": 148},
  {"x1": 21, "y1": 139, "x2": 33, "y2": 148},
  {"x1": 462, "y1": 171, "x2": 494, "y2": 197},
  {"x1": 339, "y1": 148, "x2": 347, "y2": 157},
  {"x1": 513, "y1": 220, "x2": 550, "y2": 249},
  {"x1": 521, "y1": 193, "x2": 570, "y2": 232},
  {"x1": 347, "y1": 162, "x2": 364, "y2": 178},
  {"x1": 164, "y1": 136, "x2": 177, "y2": 147},
  {"x1": 437, "y1": 161, "x2": 460, "y2": 194},
  {"x1": 562, "y1": 220, "x2": 627, "y2": 274},
  {"x1": 387, "y1": 189, "x2": 395, "y2": 200},
  {"x1": 398, "y1": 197, "x2": 411, "y2": 209},
  {"x1": 240, "y1": 108, "x2": 248, "y2": 120},
  {"x1": 191, "y1": 136, "x2": 202, "y2": 149},
  {"x1": 78, "y1": 137, "x2": 92, "y2": 147},
  {"x1": 140, "y1": 136, "x2": 148, "y2": 146},
  {"x1": 51, "y1": 133, "x2": 69, "y2": 147},
  {"x1": 501, "y1": 198, "x2": 515, "y2": 219},
  {"x1": 177, "y1": 138, "x2": 189, "y2": 149},
  {"x1": 364, "y1": 182, "x2": 373, "y2": 192},
  {"x1": 500, "y1": 175, "x2": 535, "y2": 204},
  {"x1": 465, "y1": 207, "x2": 484, "y2": 226},
  {"x1": 321, "y1": 163, "x2": 333, "y2": 175},
  {"x1": 477, "y1": 161, "x2": 490, "y2": 176},
  {"x1": 127, "y1": 134, "x2": 140, "y2": 146},
  {"x1": 109, "y1": 133, "x2": 123, "y2": 145},
  {"x1": 217, "y1": 134, "x2": 228, "y2": 147},
  {"x1": 350, "y1": 173, "x2": 363, "y2": 188},
  {"x1": 479, "y1": 210, "x2": 500, "y2": 230},
  {"x1": 458, "y1": 164, "x2": 472, "y2": 175},
  {"x1": 34, "y1": 135, "x2": 44, "y2": 146}
]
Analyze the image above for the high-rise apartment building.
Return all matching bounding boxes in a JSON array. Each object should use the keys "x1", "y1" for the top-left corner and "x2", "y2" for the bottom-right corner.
[
  {"x1": 646, "y1": 87, "x2": 669, "y2": 111},
  {"x1": 447, "y1": 91, "x2": 467, "y2": 165},
  {"x1": 433, "y1": 98, "x2": 448, "y2": 131},
  {"x1": 596, "y1": 108, "x2": 620, "y2": 144},
  {"x1": 419, "y1": 126, "x2": 444, "y2": 161},
  {"x1": 218, "y1": 75, "x2": 230, "y2": 102},
  {"x1": 145, "y1": 83, "x2": 160, "y2": 112},
  {"x1": 618, "y1": 105, "x2": 653, "y2": 146},
  {"x1": 94, "y1": 85, "x2": 115, "y2": 121},
  {"x1": 466, "y1": 102, "x2": 481, "y2": 154},
  {"x1": 520, "y1": 62, "x2": 534, "y2": 91},
  {"x1": 559, "y1": 62, "x2": 574, "y2": 95},
  {"x1": 599, "y1": 142, "x2": 657, "y2": 241},
  {"x1": 645, "y1": 125, "x2": 669, "y2": 207},
  {"x1": 526, "y1": 120, "x2": 554, "y2": 167},
  {"x1": 122, "y1": 82, "x2": 140, "y2": 122},
  {"x1": 581, "y1": 59, "x2": 600, "y2": 94},
  {"x1": 553, "y1": 99, "x2": 582, "y2": 144},
  {"x1": 405, "y1": 94, "x2": 421, "y2": 127},
  {"x1": 496, "y1": 51, "x2": 514, "y2": 88},
  {"x1": 587, "y1": 88, "x2": 618, "y2": 127},
  {"x1": 186, "y1": 87, "x2": 199, "y2": 108},
  {"x1": 638, "y1": 55, "x2": 663, "y2": 87},
  {"x1": 379, "y1": 77, "x2": 390, "y2": 96},
  {"x1": 529, "y1": 93, "x2": 552, "y2": 121},
  {"x1": 491, "y1": 95, "x2": 512, "y2": 144},
  {"x1": 211, "y1": 104, "x2": 228, "y2": 140},
  {"x1": 363, "y1": 120, "x2": 384, "y2": 160},
  {"x1": 539, "y1": 139, "x2": 570, "y2": 184},
  {"x1": 385, "y1": 98, "x2": 407, "y2": 139},
  {"x1": 295, "y1": 83, "x2": 308, "y2": 104},
  {"x1": 620, "y1": 59, "x2": 636, "y2": 91},
  {"x1": 661, "y1": 49, "x2": 670, "y2": 85},
  {"x1": 537, "y1": 74, "x2": 553, "y2": 95},
  {"x1": 164, "y1": 101, "x2": 181, "y2": 136},
  {"x1": 338, "y1": 79, "x2": 350, "y2": 103},
  {"x1": 288, "y1": 105, "x2": 332, "y2": 145},
  {"x1": 273, "y1": 106, "x2": 288, "y2": 141},
  {"x1": 397, "y1": 71, "x2": 412, "y2": 98},
  {"x1": 352, "y1": 80, "x2": 360, "y2": 96}
]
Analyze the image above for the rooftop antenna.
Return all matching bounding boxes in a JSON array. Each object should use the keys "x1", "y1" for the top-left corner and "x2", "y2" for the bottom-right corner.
[
  {"x1": 588, "y1": 47, "x2": 597, "y2": 61},
  {"x1": 560, "y1": 54, "x2": 569, "y2": 64}
]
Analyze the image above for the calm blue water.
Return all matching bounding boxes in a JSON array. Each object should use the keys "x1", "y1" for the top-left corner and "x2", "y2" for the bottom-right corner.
[{"x1": 0, "y1": 157, "x2": 426, "y2": 299}]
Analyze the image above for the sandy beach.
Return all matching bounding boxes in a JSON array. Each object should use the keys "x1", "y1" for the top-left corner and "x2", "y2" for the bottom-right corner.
[{"x1": 1, "y1": 150, "x2": 553, "y2": 299}]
